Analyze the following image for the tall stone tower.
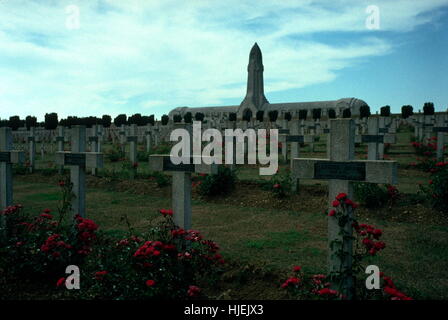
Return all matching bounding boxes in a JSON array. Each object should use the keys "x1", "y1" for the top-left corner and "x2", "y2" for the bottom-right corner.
[{"x1": 238, "y1": 43, "x2": 269, "y2": 119}]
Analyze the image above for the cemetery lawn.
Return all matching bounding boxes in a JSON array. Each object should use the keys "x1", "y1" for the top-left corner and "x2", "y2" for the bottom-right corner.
[{"x1": 10, "y1": 166, "x2": 448, "y2": 300}]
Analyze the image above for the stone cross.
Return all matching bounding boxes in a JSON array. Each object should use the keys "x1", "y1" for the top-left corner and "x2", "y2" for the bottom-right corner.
[
  {"x1": 423, "y1": 115, "x2": 435, "y2": 141},
  {"x1": 56, "y1": 126, "x2": 103, "y2": 218},
  {"x1": 119, "y1": 124, "x2": 126, "y2": 152},
  {"x1": 433, "y1": 115, "x2": 448, "y2": 161},
  {"x1": 281, "y1": 120, "x2": 313, "y2": 193},
  {"x1": 292, "y1": 119, "x2": 397, "y2": 298},
  {"x1": 355, "y1": 117, "x2": 396, "y2": 160},
  {"x1": 89, "y1": 125, "x2": 100, "y2": 176},
  {"x1": 127, "y1": 124, "x2": 138, "y2": 179},
  {"x1": 0, "y1": 128, "x2": 25, "y2": 212},
  {"x1": 28, "y1": 127, "x2": 36, "y2": 173},
  {"x1": 145, "y1": 124, "x2": 153, "y2": 152},
  {"x1": 149, "y1": 154, "x2": 218, "y2": 230},
  {"x1": 55, "y1": 126, "x2": 65, "y2": 174}
]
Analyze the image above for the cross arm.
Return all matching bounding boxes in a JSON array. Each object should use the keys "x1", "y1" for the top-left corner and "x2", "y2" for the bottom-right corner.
[
  {"x1": 0, "y1": 150, "x2": 25, "y2": 164},
  {"x1": 56, "y1": 151, "x2": 103, "y2": 168},
  {"x1": 149, "y1": 154, "x2": 218, "y2": 174},
  {"x1": 291, "y1": 158, "x2": 397, "y2": 184}
]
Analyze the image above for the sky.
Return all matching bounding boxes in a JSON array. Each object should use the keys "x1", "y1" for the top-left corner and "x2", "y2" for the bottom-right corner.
[{"x1": 0, "y1": 0, "x2": 447, "y2": 121}]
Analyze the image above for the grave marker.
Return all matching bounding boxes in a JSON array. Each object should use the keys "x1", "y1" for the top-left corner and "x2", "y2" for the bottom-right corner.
[
  {"x1": 149, "y1": 154, "x2": 218, "y2": 230},
  {"x1": 89, "y1": 125, "x2": 100, "y2": 176},
  {"x1": 28, "y1": 127, "x2": 36, "y2": 173},
  {"x1": 127, "y1": 124, "x2": 138, "y2": 179},
  {"x1": 56, "y1": 126, "x2": 103, "y2": 217},
  {"x1": 292, "y1": 119, "x2": 397, "y2": 299},
  {"x1": 0, "y1": 128, "x2": 25, "y2": 240},
  {"x1": 433, "y1": 115, "x2": 448, "y2": 161},
  {"x1": 55, "y1": 126, "x2": 65, "y2": 174}
]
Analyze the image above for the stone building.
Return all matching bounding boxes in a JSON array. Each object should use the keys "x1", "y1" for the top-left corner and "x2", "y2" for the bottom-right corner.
[{"x1": 169, "y1": 43, "x2": 369, "y2": 121}]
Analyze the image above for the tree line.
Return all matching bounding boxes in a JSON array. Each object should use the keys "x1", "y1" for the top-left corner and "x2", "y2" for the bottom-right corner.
[{"x1": 0, "y1": 103, "x2": 440, "y2": 131}]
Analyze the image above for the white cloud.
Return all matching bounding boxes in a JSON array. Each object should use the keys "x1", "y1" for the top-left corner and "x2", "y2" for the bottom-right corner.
[{"x1": 0, "y1": 0, "x2": 446, "y2": 120}]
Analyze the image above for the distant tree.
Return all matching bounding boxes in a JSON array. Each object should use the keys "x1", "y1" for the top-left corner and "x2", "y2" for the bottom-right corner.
[
  {"x1": 183, "y1": 112, "x2": 193, "y2": 124},
  {"x1": 25, "y1": 116, "x2": 37, "y2": 130},
  {"x1": 401, "y1": 105, "x2": 413, "y2": 119},
  {"x1": 114, "y1": 114, "x2": 127, "y2": 127},
  {"x1": 284, "y1": 112, "x2": 292, "y2": 121},
  {"x1": 229, "y1": 113, "x2": 237, "y2": 121},
  {"x1": 256, "y1": 111, "x2": 264, "y2": 122},
  {"x1": 298, "y1": 110, "x2": 308, "y2": 120},
  {"x1": 148, "y1": 115, "x2": 155, "y2": 126},
  {"x1": 8, "y1": 116, "x2": 21, "y2": 131},
  {"x1": 359, "y1": 105, "x2": 371, "y2": 119},
  {"x1": 128, "y1": 113, "x2": 143, "y2": 125},
  {"x1": 312, "y1": 109, "x2": 321, "y2": 120},
  {"x1": 102, "y1": 115, "x2": 112, "y2": 128},
  {"x1": 44, "y1": 113, "x2": 58, "y2": 130},
  {"x1": 0, "y1": 119, "x2": 8, "y2": 128},
  {"x1": 328, "y1": 109, "x2": 336, "y2": 119},
  {"x1": 173, "y1": 114, "x2": 182, "y2": 123},
  {"x1": 161, "y1": 114, "x2": 169, "y2": 125},
  {"x1": 194, "y1": 112, "x2": 205, "y2": 122},
  {"x1": 423, "y1": 102, "x2": 435, "y2": 115},
  {"x1": 342, "y1": 109, "x2": 352, "y2": 118},
  {"x1": 380, "y1": 105, "x2": 391, "y2": 117}
]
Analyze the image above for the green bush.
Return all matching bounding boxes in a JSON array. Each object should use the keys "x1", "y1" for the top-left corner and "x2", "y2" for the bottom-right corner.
[
  {"x1": 196, "y1": 166, "x2": 236, "y2": 197},
  {"x1": 105, "y1": 144, "x2": 124, "y2": 162},
  {"x1": 263, "y1": 168, "x2": 292, "y2": 198},
  {"x1": 151, "y1": 171, "x2": 170, "y2": 188},
  {"x1": 0, "y1": 188, "x2": 224, "y2": 299},
  {"x1": 418, "y1": 161, "x2": 448, "y2": 212},
  {"x1": 353, "y1": 182, "x2": 389, "y2": 208}
]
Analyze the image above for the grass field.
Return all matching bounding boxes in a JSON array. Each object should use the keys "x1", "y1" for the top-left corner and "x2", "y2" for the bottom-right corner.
[{"x1": 7, "y1": 128, "x2": 448, "y2": 300}]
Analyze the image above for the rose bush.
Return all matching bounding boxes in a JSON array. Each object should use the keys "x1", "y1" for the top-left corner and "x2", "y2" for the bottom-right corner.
[{"x1": 281, "y1": 193, "x2": 411, "y2": 300}]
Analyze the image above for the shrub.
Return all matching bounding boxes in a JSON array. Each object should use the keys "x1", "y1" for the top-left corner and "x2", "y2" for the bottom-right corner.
[
  {"x1": 173, "y1": 114, "x2": 182, "y2": 123},
  {"x1": 79, "y1": 212, "x2": 224, "y2": 299},
  {"x1": 418, "y1": 161, "x2": 448, "y2": 212},
  {"x1": 353, "y1": 182, "x2": 397, "y2": 208},
  {"x1": 105, "y1": 144, "x2": 124, "y2": 162},
  {"x1": 194, "y1": 166, "x2": 236, "y2": 197},
  {"x1": 281, "y1": 193, "x2": 411, "y2": 300},
  {"x1": 137, "y1": 150, "x2": 151, "y2": 162},
  {"x1": 411, "y1": 138, "x2": 437, "y2": 157},
  {"x1": 0, "y1": 183, "x2": 224, "y2": 299},
  {"x1": 266, "y1": 168, "x2": 292, "y2": 198},
  {"x1": 380, "y1": 106, "x2": 391, "y2": 117},
  {"x1": 161, "y1": 115, "x2": 169, "y2": 125},
  {"x1": 150, "y1": 172, "x2": 170, "y2": 188},
  {"x1": 401, "y1": 105, "x2": 413, "y2": 119}
]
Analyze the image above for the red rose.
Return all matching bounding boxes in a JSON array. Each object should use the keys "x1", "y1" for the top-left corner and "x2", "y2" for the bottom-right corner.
[
  {"x1": 328, "y1": 209, "x2": 336, "y2": 217},
  {"x1": 40, "y1": 213, "x2": 53, "y2": 219},
  {"x1": 293, "y1": 266, "x2": 302, "y2": 272},
  {"x1": 56, "y1": 277, "x2": 65, "y2": 287},
  {"x1": 332, "y1": 200, "x2": 340, "y2": 207},
  {"x1": 95, "y1": 271, "x2": 108, "y2": 280},
  {"x1": 146, "y1": 279, "x2": 155, "y2": 287},
  {"x1": 187, "y1": 285, "x2": 201, "y2": 297},
  {"x1": 336, "y1": 193, "x2": 347, "y2": 200}
]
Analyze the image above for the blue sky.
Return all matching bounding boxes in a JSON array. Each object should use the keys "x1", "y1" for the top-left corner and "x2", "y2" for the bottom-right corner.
[{"x1": 0, "y1": 0, "x2": 447, "y2": 121}]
